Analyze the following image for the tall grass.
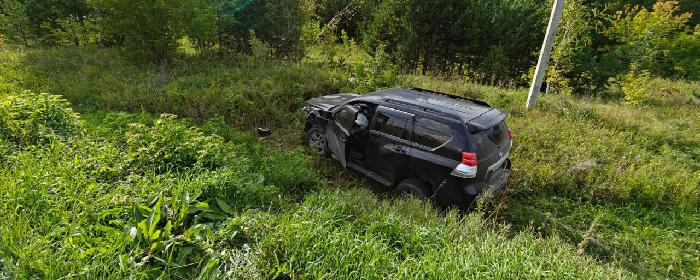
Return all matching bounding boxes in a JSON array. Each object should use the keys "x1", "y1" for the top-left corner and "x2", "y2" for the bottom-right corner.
[
  {"x1": 258, "y1": 189, "x2": 632, "y2": 279},
  {"x1": 402, "y1": 75, "x2": 700, "y2": 278},
  {"x1": 0, "y1": 92, "x2": 630, "y2": 279},
  {"x1": 0, "y1": 48, "x2": 347, "y2": 128},
  {"x1": 1, "y1": 47, "x2": 699, "y2": 279}
]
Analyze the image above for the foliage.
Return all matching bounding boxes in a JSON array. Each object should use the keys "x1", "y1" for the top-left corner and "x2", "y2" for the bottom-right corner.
[
  {"x1": 219, "y1": 0, "x2": 316, "y2": 59},
  {"x1": 0, "y1": 0, "x2": 30, "y2": 47},
  {"x1": 0, "y1": 91, "x2": 82, "y2": 146},
  {"x1": 91, "y1": 0, "x2": 215, "y2": 60},
  {"x1": 548, "y1": 0, "x2": 604, "y2": 95},
  {"x1": 0, "y1": 48, "x2": 347, "y2": 127},
  {"x1": 312, "y1": 0, "x2": 376, "y2": 40},
  {"x1": 0, "y1": 104, "x2": 321, "y2": 278},
  {"x1": 620, "y1": 68, "x2": 653, "y2": 103},
  {"x1": 0, "y1": 137, "x2": 13, "y2": 163},
  {"x1": 247, "y1": 30, "x2": 271, "y2": 60},
  {"x1": 2, "y1": 0, "x2": 700, "y2": 88},
  {"x1": 48, "y1": 16, "x2": 101, "y2": 47},
  {"x1": 407, "y1": 75, "x2": 700, "y2": 278},
  {"x1": 606, "y1": 1, "x2": 700, "y2": 79},
  {"x1": 0, "y1": 0, "x2": 92, "y2": 47},
  {"x1": 347, "y1": 44, "x2": 400, "y2": 92},
  {"x1": 361, "y1": 0, "x2": 548, "y2": 84},
  {"x1": 124, "y1": 114, "x2": 235, "y2": 174}
]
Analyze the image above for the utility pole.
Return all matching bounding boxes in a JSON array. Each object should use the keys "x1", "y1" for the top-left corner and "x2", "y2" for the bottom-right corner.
[{"x1": 527, "y1": 0, "x2": 565, "y2": 109}]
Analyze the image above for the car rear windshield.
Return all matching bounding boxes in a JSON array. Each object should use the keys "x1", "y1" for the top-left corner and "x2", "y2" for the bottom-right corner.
[
  {"x1": 482, "y1": 121, "x2": 508, "y2": 147},
  {"x1": 470, "y1": 120, "x2": 509, "y2": 157}
]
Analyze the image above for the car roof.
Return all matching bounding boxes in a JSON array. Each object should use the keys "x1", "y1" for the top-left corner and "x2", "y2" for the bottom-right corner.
[{"x1": 352, "y1": 88, "x2": 504, "y2": 128}]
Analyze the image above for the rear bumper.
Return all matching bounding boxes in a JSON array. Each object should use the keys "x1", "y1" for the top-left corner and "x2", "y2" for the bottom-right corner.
[
  {"x1": 433, "y1": 158, "x2": 511, "y2": 210},
  {"x1": 483, "y1": 158, "x2": 511, "y2": 196},
  {"x1": 486, "y1": 166, "x2": 509, "y2": 197}
]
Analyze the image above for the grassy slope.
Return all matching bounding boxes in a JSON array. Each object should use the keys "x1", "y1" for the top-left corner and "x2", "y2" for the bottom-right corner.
[
  {"x1": 1, "y1": 47, "x2": 699, "y2": 279},
  {"x1": 405, "y1": 77, "x2": 700, "y2": 279}
]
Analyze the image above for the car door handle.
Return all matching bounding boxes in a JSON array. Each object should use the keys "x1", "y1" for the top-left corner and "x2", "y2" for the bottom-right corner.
[{"x1": 392, "y1": 146, "x2": 407, "y2": 153}]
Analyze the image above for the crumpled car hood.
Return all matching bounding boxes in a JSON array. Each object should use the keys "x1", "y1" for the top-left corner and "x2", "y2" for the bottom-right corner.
[{"x1": 305, "y1": 93, "x2": 360, "y2": 111}]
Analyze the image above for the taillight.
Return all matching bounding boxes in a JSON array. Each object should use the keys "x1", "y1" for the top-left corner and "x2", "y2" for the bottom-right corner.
[
  {"x1": 508, "y1": 129, "x2": 513, "y2": 140},
  {"x1": 452, "y1": 151, "x2": 478, "y2": 178},
  {"x1": 462, "y1": 152, "x2": 477, "y2": 167}
]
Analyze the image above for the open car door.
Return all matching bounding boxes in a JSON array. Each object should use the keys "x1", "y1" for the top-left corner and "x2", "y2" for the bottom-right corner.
[{"x1": 326, "y1": 104, "x2": 359, "y2": 168}]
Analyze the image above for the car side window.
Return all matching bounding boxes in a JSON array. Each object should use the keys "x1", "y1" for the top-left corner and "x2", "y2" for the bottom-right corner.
[
  {"x1": 334, "y1": 107, "x2": 356, "y2": 132},
  {"x1": 413, "y1": 117, "x2": 452, "y2": 148},
  {"x1": 373, "y1": 111, "x2": 409, "y2": 139}
]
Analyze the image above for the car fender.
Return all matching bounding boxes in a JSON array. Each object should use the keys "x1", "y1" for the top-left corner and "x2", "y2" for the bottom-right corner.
[{"x1": 305, "y1": 109, "x2": 330, "y2": 133}]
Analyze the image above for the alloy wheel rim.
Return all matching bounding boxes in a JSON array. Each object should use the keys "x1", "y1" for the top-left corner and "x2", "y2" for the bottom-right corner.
[{"x1": 309, "y1": 132, "x2": 326, "y2": 155}]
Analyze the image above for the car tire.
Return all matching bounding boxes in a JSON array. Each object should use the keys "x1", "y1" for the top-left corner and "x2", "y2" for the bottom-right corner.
[
  {"x1": 396, "y1": 178, "x2": 432, "y2": 199},
  {"x1": 305, "y1": 127, "x2": 328, "y2": 156}
]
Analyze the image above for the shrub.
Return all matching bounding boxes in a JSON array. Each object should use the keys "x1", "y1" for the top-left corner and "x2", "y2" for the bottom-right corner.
[
  {"x1": 0, "y1": 91, "x2": 82, "y2": 146},
  {"x1": 124, "y1": 114, "x2": 236, "y2": 173},
  {"x1": 348, "y1": 44, "x2": 401, "y2": 93},
  {"x1": 361, "y1": 0, "x2": 547, "y2": 83},
  {"x1": 621, "y1": 69, "x2": 652, "y2": 104},
  {"x1": 548, "y1": 0, "x2": 604, "y2": 95},
  {"x1": 222, "y1": 0, "x2": 315, "y2": 59}
]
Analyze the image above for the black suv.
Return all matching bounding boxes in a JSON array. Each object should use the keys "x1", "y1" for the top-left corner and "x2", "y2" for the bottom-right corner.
[{"x1": 303, "y1": 88, "x2": 512, "y2": 209}]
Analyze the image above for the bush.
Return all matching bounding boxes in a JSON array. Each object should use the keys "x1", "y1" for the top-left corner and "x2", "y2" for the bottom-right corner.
[
  {"x1": 348, "y1": 44, "x2": 401, "y2": 93},
  {"x1": 220, "y1": 0, "x2": 316, "y2": 59},
  {"x1": 124, "y1": 114, "x2": 236, "y2": 173},
  {"x1": 0, "y1": 91, "x2": 82, "y2": 146},
  {"x1": 621, "y1": 69, "x2": 653, "y2": 104},
  {"x1": 361, "y1": 0, "x2": 547, "y2": 83},
  {"x1": 548, "y1": 0, "x2": 604, "y2": 95}
]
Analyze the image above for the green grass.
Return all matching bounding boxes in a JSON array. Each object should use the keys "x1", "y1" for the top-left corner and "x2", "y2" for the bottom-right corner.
[
  {"x1": 404, "y1": 76, "x2": 700, "y2": 278},
  {"x1": 1, "y1": 47, "x2": 700, "y2": 279}
]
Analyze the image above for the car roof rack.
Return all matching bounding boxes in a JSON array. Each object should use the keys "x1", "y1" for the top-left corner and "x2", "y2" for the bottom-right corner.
[
  {"x1": 385, "y1": 98, "x2": 450, "y2": 117},
  {"x1": 410, "y1": 88, "x2": 491, "y2": 107}
]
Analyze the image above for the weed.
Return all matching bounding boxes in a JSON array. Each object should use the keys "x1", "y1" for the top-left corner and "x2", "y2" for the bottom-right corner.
[{"x1": 0, "y1": 91, "x2": 82, "y2": 146}]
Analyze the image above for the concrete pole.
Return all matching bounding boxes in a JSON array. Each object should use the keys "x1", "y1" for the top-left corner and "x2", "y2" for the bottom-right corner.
[{"x1": 527, "y1": 0, "x2": 565, "y2": 109}]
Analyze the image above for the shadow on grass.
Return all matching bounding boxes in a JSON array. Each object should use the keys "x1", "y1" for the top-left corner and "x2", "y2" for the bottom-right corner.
[{"x1": 498, "y1": 191, "x2": 700, "y2": 279}]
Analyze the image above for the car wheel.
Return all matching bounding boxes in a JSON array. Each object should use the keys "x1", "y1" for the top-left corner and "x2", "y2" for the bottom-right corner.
[
  {"x1": 305, "y1": 127, "x2": 328, "y2": 156},
  {"x1": 396, "y1": 178, "x2": 432, "y2": 200}
]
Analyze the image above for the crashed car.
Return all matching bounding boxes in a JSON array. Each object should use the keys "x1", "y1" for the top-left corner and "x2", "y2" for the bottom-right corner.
[{"x1": 303, "y1": 88, "x2": 512, "y2": 209}]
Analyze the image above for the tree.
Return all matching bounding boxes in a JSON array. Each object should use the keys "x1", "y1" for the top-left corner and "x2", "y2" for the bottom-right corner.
[
  {"x1": 548, "y1": 0, "x2": 604, "y2": 94},
  {"x1": 0, "y1": 0, "x2": 30, "y2": 47},
  {"x1": 606, "y1": 1, "x2": 699, "y2": 79},
  {"x1": 220, "y1": 0, "x2": 316, "y2": 59},
  {"x1": 360, "y1": 0, "x2": 547, "y2": 84},
  {"x1": 92, "y1": 0, "x2": 215, "y2": 61}
]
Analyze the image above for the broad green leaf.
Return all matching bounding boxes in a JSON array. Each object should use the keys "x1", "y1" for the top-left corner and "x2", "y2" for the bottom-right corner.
[
  {"x1": 215, "y1": 198, "x2": 234, "y2": 215},
  {"x1": 146, "y1": 195, "x2": 162, "y2": 241},
  {"x1": 187, "y1": 201, "x2": 210, "y2": 214}
]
